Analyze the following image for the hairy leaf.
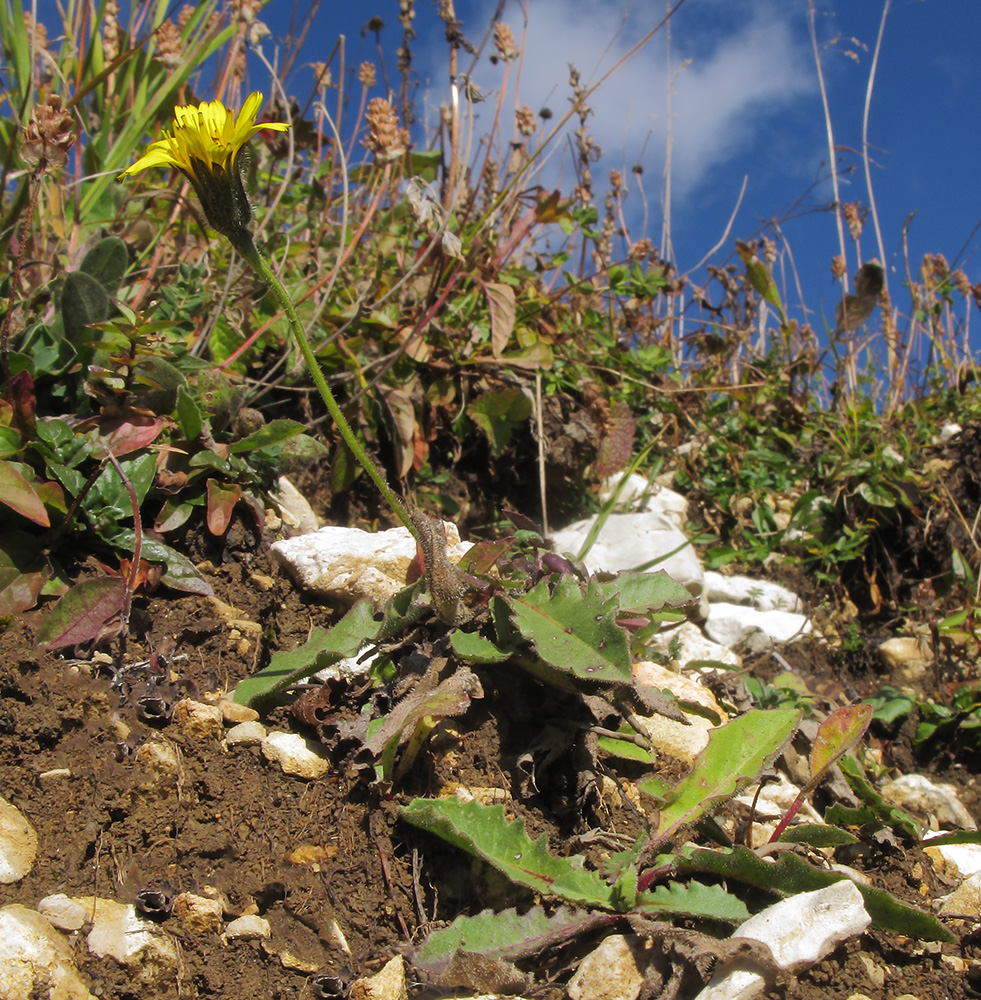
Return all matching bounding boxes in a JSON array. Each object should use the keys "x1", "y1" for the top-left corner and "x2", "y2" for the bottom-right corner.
[
  {"x1": 508, "y1": 576, "x2": 631, "y2": 683},
  {"x1": 410, "y1": 905, "x2": 612, "y2": 977},
  {"x1": 634, "y1": 880, "x2": 749, "y2": 923},
  {"x1": 679, "y1": 846, "x2": 954, "y2": 942},
  {"x1": 233, "y1": 599, "x2": 379, "y2": 707},
  {"x1": 400, "y1": 798, "x2": 617, "y2": 908},
  {"x1": 654, "y1": 708, "x2": 800, "y2": 843},
  {"x1": 450, "y1": 629, "x2": 512, "y2": 663},
  {"x1": 836, "y1": 754, "x2": 920, "y2": 839},
  {"x1": 233, "y1": 582, "x2": 428, "y2": 707}
]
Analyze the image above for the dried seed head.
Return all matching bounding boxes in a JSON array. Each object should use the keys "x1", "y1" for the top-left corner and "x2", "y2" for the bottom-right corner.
[
  {"x1": 843, "y1": 201, "x2": 862, "y2": 241},
  {"x1": 515, "y1": 104, "x2": 535, "y2": 137},
  {"x1": 831, "y1": 255, "x2": 846, "y2": 281},
  {"x1": 177, "y1": 5, "x2": 195, "y2": 31},
  {"x1": 312, "y1": 62, "x2": 332, "y2": 89},
  {"x1": 358, "y1": 61, "x2": 376, "y2": 88},
  {"x1": 156, "y1": 20, "x2": 184, "y2": 69},
  {"x1": 628, "y1": 238, "x2": 653, "y2": 263},
  {"x1": 953, "y1": 269, "x2": 971, "y2": 297},
  {"x1": 609, "y1": 168, "x2": 624, "y2": 194},
  {"x1": 364, "y1": 98, "x2": 405, "y2": 161},
  {"x1": 102, "y1": 0, "x2": 120, "y2": 61},
  {"x1": 21, "y1": 95, "x2": 76, "y2": 170},
  {"x1": 493, "y1": 21, "x2": 518, "y2": 61}
]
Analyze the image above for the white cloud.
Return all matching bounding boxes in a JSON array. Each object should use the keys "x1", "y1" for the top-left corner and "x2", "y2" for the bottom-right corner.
[{"x1": 449, "y1": 0, "x2": 815, "y2": 202}]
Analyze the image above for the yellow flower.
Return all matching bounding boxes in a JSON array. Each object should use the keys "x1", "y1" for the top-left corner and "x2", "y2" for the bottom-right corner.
[{"x1": 120, "y1": 92, "x2": 289, "y2": 242}]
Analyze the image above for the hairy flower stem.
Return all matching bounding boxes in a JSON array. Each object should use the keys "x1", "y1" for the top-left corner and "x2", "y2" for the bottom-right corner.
[{"x1": 233, "y1": 233, "x2": 419, "y2": 543}]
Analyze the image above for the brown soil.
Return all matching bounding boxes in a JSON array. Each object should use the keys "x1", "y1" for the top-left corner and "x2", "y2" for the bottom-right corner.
[{"x1": 2, "y1": 467, "x2": 981, "y2": 999}]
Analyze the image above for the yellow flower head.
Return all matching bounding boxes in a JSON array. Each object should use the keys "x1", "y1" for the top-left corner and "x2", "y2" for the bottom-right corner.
[{"x1": 120, "y1": 92, "x2": 289, "y2": 243}]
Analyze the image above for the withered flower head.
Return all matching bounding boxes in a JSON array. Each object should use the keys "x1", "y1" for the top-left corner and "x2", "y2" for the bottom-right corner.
[
  {"x1": 493, "y1": 22, "x2": 518, "y2": 61},
  {"x1": 21, "y1": 95, "x2": 76, "y2": 170},
  {"x1": 358, "y1": 61, "x2": 376, "y2": 87},
  {"x1": 363, "y1": 97, "x2": 405, "y2": 161}
]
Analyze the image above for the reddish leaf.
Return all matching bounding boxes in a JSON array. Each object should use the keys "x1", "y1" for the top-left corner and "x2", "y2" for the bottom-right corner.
[
  {"x1": 97, "y1": 410, "x2": 164, "y2": 456},
  {"x1": 7, "y1": 370, "x2": 36, "y2": 437},
  {"x1": 206, "y1": 479, "x2": 242, "y2": 535},
  {"x1": 0, "y1": 531, "x2": 50, "y2": 614},
  {"x1": 810, "y1": 704, "x2": 873, "y2": 781},
  {"x1": 36, "y1": 577, "x2": 125, "y2": 649},
  {"x1": 0, "y1": 459, "x2": 51, "y2": 526}
]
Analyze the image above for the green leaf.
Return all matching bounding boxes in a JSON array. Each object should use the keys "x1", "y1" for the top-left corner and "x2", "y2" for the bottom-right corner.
[
  {"x1": 604, "y1": 570, "x2": 694, "y2": 614},
  {"x1": 411, "y1": 906, "x2": 610, "y2": 978},
  {"x1": 232, "y1": 583, "x2": 428, "y2": 709},
  {"x1": 679, "y1": 846, "x2": 954, "y2": 942},
  {"x1": 80, "y1": 236, "x2": 128, "y2": 295},
  {"x1": 228, "y1": 418, "x2": 308, "y2": 454},
  {"x1": 470, "y1": 388, "x2": 533, "y2": 456},
  {"x1": 635, "y1": 880, "x2": 749, "y2": 923},
  {"x1": 62, "y1": 271, "x2": 110, "y2": 346},
  {"x1": 450, "y1": 629, "x2": 513, "y2": 663},
  {"x1": 778, "y1": 825, "x2": 860, "y2": 847},
  {"x1": 176, "y1": 386, "x2": 203, "y2": 440},
  {"x1": 400, "y1": 798, "x2": 617, "y2": 908},
  {"x1": 836, "y1": 754, "x2": 920, "y2": 839},
  {"x1": 114, "y1": 532, "x2": 213, "y2": 596},
  {"x1": 654, "y1": 708, "x2": 800, "y2": 842},
  {"x1": 507, "y1": 576, "x2": 632, "y2": 683}
]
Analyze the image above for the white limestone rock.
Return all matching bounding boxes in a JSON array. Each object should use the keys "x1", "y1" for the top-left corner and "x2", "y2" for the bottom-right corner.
[
  {"x1": 78, "y1": 897, "x2": 178, "y2": 983},
  {"x1": 598, "y1": 474, "x2": 689, "y2": 528},
  {"x1": 172, "y1": 698, "x2": 224, "y2": 740},
  {"x1": 224, "y1": 914, "x2": 271, "y2": 942},
  {"x1": 0, "y1": 903, "x2": 94, "y2": 1000},
  {"x1": 923, "y1": 832, "x2": 981, "y2": 880},
  {"x1": 550, "y1": 512, "x2": 706, "y2": 617},
  {"x1": 351, "y1": 954, "x2": 408, "y2": 1000},
  {"x1": 878, "y1": 637, "x2": 933, "y2": 691},
  {"x1": 0, "y1": 795, "x2": 37, "y2": 884},
  {"x1": 632, "y1": 660, "x2": 728, "y2": 764},
  {"x1": 37, "y1": 894, "x2": 88, "y2": 932},
  {"x1": 880, "y1": 774, "x2": 977, "y2": 831},
  {"x1": 703, "y1": 571, "x2": 803, "y2": 613},
  {"x1": 647, "y1": 621, "x2": 741, "y2": 671},
  {"x1": 732, "y1": 772, "x2": 822, "y2": 825},
  {"x1": 939, "y1": 871, "x2": 981, "y2": 916},
  {"x1": 272, "y1": 522, "x2": 470, "y2": 606},
  {"x1": 939, "y1": 423, "x2": 962, "y2": 444},
  {"x1": 694, "y1": 881, "x2": 870, "y2": 1000},
  {"x1": 704, "y1": 603, "x2": 812, "y2": 654},
  {"x1": 225, "y1": 720, "x2": 267, "y2": 747},
  {"x1": 567, "y1": 933, "x2": 645, "y2": 1000},
  {"x1": 261, "y1": 731, "x2": 331, "y2": 779},
  {"x1": 172, "y1": 892, "x2": 224, "y2": 934}
]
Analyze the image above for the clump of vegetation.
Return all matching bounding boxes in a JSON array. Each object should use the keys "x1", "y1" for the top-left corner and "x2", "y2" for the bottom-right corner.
[{"x1": 2, "y1": 0, "x2": 979, "y2": 991}]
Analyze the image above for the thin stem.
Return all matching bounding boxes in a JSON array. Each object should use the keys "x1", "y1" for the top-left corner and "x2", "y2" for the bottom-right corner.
[{"x1": 233, "y1": 233, "x2": 418, "y2": 543}]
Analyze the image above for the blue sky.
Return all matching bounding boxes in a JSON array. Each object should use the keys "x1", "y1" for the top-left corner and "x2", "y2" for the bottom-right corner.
[
  {"x1": 29, "y1": 0, "x2": 978, "y2": 352},
  {"x1": 254, "y1": 0, "x2": 980, "y2": 346}
]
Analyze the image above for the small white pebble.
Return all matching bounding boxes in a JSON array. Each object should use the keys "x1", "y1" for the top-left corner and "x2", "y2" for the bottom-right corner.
[
  {"x1": 225, "y1": 721, "x2": 267, "y2": 747},
  {"x1": 224, "y1": 914, "x2": 271, "y2": 941}
]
